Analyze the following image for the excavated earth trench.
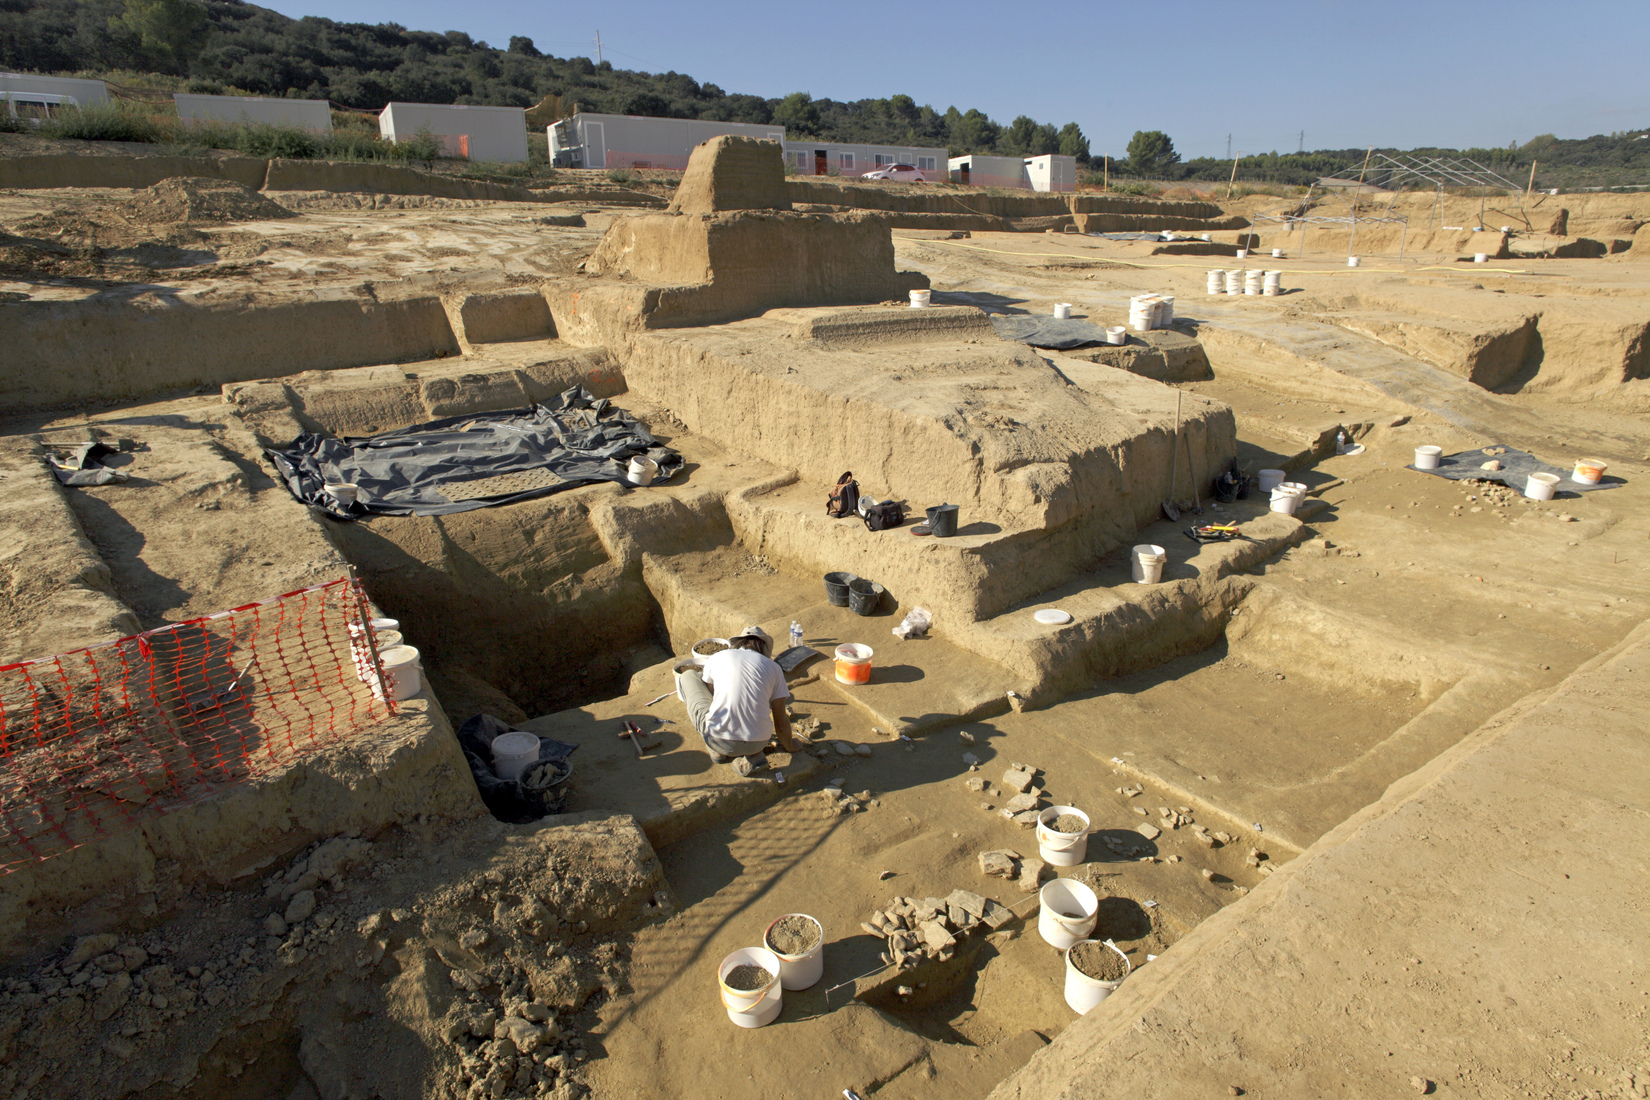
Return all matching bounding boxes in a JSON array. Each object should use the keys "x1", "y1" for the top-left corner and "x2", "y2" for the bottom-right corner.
[{"x1": 0, "y1": 175, "x2": 1647, "y2": 1100}]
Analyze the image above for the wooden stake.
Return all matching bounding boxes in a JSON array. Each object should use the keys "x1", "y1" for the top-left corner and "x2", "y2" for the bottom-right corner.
[
  {"x1": 1526, "y1": 159, "x2": 1538, "y2": 198},
  {"x1": 1103, "y1": 155, "x2": 1108, "y2": 190},
  {"x1": 1226, "y1": 150, "x2": 1240, "y2": 198}
]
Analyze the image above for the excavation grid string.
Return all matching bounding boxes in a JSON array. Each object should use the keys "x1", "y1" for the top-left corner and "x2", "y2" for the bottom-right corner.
[{"x1": 0, "y1": 577, "x2": 393, "y2": 874}]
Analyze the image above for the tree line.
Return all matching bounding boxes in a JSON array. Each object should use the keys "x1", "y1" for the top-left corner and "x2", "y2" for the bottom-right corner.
[
  {"x1": 1115, "y1": 130, "x2": 1650, "y2": 191},
  {"x1": 0, "y1": 0, "x2": 1090, "y2": 159}
]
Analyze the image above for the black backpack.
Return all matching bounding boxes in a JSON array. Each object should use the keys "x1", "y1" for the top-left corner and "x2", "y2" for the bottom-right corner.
[
  {"x1": 826, "y1": 472, "x2": 860, "y2": 518},
  {"x1": 863, "y1": 500, "x2": 905, "y2": 531}
]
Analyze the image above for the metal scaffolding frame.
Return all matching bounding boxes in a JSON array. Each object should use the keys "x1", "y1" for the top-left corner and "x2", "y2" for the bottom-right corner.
[{"x1": 1358, "y1": 153, "x2": 1529, "y2": 233}]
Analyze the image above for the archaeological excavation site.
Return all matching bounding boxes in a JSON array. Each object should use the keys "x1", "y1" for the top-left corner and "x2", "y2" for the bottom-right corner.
[{"x1": 1, "y1": 132, "x2": 1648, "y2": 1100}]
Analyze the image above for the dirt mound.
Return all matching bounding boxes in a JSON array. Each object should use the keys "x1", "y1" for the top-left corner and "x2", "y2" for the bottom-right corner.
[{"x1": 118, "y1": 176, "x2": 296, "y2": 227}]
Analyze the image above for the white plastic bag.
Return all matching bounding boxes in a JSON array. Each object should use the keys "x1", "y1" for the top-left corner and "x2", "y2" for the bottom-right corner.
[{"x1": 892, "y1": 607, "x2": 932, "y2": 640}]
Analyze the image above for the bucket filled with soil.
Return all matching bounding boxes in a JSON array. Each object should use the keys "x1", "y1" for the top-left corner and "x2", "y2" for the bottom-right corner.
[
  {"x1": 717, "y1": 947, "x2": 782, "y2": 1028},
  {"x1": 687, "y1": 638, "x2": 729, "y2": 667},
  {"x1": 763, "y1": 913, "x2": 825, "y2": 990},
  {"x1": 1036, "y1": 805, "x2": 1091, "y2": 866},
  {"x1": 1038, "y1": 878, "x2": 1098, "y2": 950},
  {"x1": 1064, "y1": 938, "x2": 1131, "y2": 1014}
]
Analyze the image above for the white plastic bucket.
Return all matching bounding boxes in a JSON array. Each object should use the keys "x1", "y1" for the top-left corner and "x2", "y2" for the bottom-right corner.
[
  {"x1": 1269, "y1": 485, "x2": 1306, "y2": 515},
  {"x1": 1257, "y1": 468, "x2": 1286, "y2": 492},
  {"x1": 909, "y1": 289, "x2": 931, "y2": 309},
  {"x1": 1244, "y1": 271, "x2": 1263, "y2": 296},
  {"x1": 1053, "y1": 303, "x2": 1072, "y2": 320},
  {"x1": 1236, "y1": 249, "x2": 1248, "y2": 259},
  {"x1": 324, "y1": 483, "x2": 359, "y2": 505},
  {"x1": 1225, "y1": 270, "x2": 1241, "y2": 295},
  {"x1": 372, "y1": 629, "x2": 403, "y2": 650},
  {"x1": 763, "y1": 914, "x2": 825, "y2": 990},
  {"x1": 1525, "y1": 472, "x2": 1559, "y2": 500},
  {"x1": 1131, "y1": 544, "x2": 1166, "y2": 584},
  {"x1": 1348, "y1": 256, "x2": 1361, "y2": 267},
  {"x1": 375, "y1": 645, "x2": 421, "y2": 700},
  {"x1": 1037, "y1": 806, "x2": 1091, "y2": 867},
  {"x1": 1106, "y1": 326, "x2": 1126, "y2": 345},
  {"x1": 1572, "y1": 459, "x2": 1607, "y2": 485},
  {"x1": 627, "y1": 455, "x2": 659, "y2": 487},
  {"x1": 1200, "y1": 233, "x2": 1211, "y2": 241},
  {"x1": 718, "y1": 947, "x2": 782, "y2": 1028},
  {"x1": 1414, "y1": 445, "x2": 1443, "y2": 470},
  {"x1": 491, "y1": 731, "x2": 540, "y2": 782},
  {"x1": 1263, "y1": 271, "x2": 1282, "y2": 297},
  {"x1": 1038, "y1": 879, "x2": 1099, "y2": 950},
  {"x1": 370, "y1": 618, "x2": 399, "y2": 634},
  {"x1": 1271, "y1": 248, "x2": 1283, "y2": 258},
  {"x1": 1157, "y1": 296, "x2": 1174, "y2": 325},
  {"x1": 1474, "y1": 253, "x2": 1488, "y2": 264},
  {"x1": 1064, "y1": 939, "x2": 1131, "y2": 1014}
]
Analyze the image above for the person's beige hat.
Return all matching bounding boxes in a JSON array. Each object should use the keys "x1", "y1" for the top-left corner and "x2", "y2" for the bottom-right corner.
[{"x1": 731, "y1": 625, "x2": 773, "y2": 656}]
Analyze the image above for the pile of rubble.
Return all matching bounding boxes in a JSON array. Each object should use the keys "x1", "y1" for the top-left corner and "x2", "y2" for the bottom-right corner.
[{"x1": 859, "y1": 889, "x2": 1017, "y2": 970}]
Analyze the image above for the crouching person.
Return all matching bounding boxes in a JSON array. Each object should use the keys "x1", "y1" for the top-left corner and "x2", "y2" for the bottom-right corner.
[{"x1": 675, "y1": 626, "x2": 799, "y2": 775}]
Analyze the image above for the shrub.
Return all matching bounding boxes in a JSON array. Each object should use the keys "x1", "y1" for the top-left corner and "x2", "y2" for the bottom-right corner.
[
  {"x1": 46, "y1": 101, "x2": 169, "y2": 143},
  {"x1": 1110, "y1": 180, "x2": 1160, "y2": 197},
  {"x1": 606, "y1": 167, "x2": 636, "y2": 184}
]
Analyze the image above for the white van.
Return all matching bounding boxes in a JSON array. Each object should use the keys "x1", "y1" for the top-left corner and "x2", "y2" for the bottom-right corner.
[{"x1": 3, "y1": 91, "x2": 78, "y2": 125}]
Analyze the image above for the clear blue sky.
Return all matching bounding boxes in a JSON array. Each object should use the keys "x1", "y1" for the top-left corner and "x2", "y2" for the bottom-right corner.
[{"x1": 263, "y1": 0, "x2": 1650, "y2": 159}]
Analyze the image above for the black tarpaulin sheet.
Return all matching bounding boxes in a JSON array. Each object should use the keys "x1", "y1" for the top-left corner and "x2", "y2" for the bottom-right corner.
[
  {"x1": 1406, "y1": 445, "x2": 1623, "y2": 495},
  {"x1": 266, "y1": 386, "x2": 683, "y2": 519},
  {"x1": 989, "y1": 314, "x2": 1108, "y2": 350},
  {"x1": 456, "y1": 714, "x2": 577, "y2": 823}
]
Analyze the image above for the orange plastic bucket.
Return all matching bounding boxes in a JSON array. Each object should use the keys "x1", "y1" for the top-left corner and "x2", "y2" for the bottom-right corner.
[
  {"x1": 834, "y1": 643, "x2": 873, "y2": 685},
  {"x1": 1573, "y1": 459, "x2": 1607, "y2": 485}
]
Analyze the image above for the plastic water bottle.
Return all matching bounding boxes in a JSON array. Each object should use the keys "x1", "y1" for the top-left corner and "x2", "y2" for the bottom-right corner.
[
  {"x1": 1336, "y1": 429, "x2": 1347, "y2": 454},
  {"x1": 789, "y1": 621, "x2": 803, "y2": 651}
]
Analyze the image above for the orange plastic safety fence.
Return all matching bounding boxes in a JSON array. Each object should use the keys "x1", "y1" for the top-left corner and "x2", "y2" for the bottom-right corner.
[{"x1": 0, "y1": 577, "x2": 394, "y2": 873}]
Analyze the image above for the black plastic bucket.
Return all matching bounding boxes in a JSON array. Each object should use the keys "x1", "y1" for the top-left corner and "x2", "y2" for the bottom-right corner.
[
  {"x1": 927, "y1": 503, "x2": 960, "y2": 538},
  {"x1": 848, "y1": 578, "x2": 884, "y2": 616},
  {"x1": 824, "y1": 571, "x2": 858, "y2": 607}
]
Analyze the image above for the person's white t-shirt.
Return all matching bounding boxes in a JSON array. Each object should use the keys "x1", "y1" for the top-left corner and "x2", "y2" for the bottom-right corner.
[{"x1": 701, "y1": 648, "x2": 790, "y2": 743}]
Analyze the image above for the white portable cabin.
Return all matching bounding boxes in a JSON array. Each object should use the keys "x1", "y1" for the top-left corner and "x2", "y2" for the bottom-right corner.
[
  {"x1": 947, "y1": 155, "x2": 1029, "y2": 189},
  {"x1": 379, "y1": 102, "x2": 528, "y2": 163},
  {"x1": 0, "y1": 72, "x2": 109, "y2": 106},
  {"x1": 781, "y1": 141, "x2": 947, "y2": 178},
  {"x1": 174, "y1": 93, "x2": 332, "y2": 133},
  {"x1": 549, "y1": 111, "x2": 783, "y2": 170},
  {"x1": 1023, "y1": 154, "x2": 1078, "y2": 193}
]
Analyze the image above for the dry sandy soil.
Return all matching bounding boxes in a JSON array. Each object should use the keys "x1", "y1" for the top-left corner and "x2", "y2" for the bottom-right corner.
[{"x1": 0, "y1": 153, "x2": 1647, "y2": 1100}]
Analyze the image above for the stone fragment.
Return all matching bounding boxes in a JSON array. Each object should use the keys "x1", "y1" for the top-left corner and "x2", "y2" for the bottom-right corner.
[
  {"x1": 118, "y1": 945, "x2": 148, "y2": 972},
  {"x1": 95, "y1": 953, "x2": 126, "y2": 973},
  {"x1": 861, "y1": 921, "x2": 886, "y2": 938},
  {"x1": 92, "y1": 972, "x2": 132, "y2": 1022},
  {"x1": 1136, "y1": 823, "x2": 1162, "y2": 841},
  {"x1": 854, "y1": 744, "x2": 872, "y2": 757},
  {"x1": 497, "y1": 1017, "x2": 549, "y2": 1052},
  {"x1": 897, "y1": 985, "x2": 914, "y2": 996},
  {"x1": 1244, "y1": 852, "x2": 1261, "y2": 868},
  {"x1": 264, "y1": 914, "x2": 289, "y2": 938},
  {"x1": 1201, "y1": 868, "x2": 1215, "y2": 880},
  {"x1": 1016, "y1": 860, "x2": 1046, "y2": 893},
  {"x1": 980, "y1": 900, "x2": 1015, "y2": 930},
  {"x1": 521, "y1": 1002, "x2": 552, "y2": 1023},
  {"x1": 965, "y1": 776, "x2": 987, "y2": 792},
  {"x1": 468, "y1": 1010, "x2": 500, "y2": 1038},
  {"x1": 67, "y1": 934, "x2": 120, "y2": 969},
  {"x1": 918, "y1": 921, "x2": 955, "y2": 952},
  {"x1": 1411, "y1": 1077, "x2": 1432, "y2": 1094},
  {"x1": 460, "y1": 929, "x2": 488, "y2": 950},
  {"x1": 946, "y1": 904, "x2": 969, "y2": 927},
  {"x1": 1133, "y1": 806, "x2": 1148, "y2": 816},
  {"x1": 834, "y1": 740, "x2": 857, "y2": 756},
  {"x1": 1010, "y1": 810, "x2": 1041, "y2": 828},
  {"x1": 1002, "y1": 768, "x2": 1035, "y2": 794},
  {"x1": 958, "y1": 732, "x2": 975, "y2": 745},
  {"x1": 284, "y1": 890, "x2": 317, "y2": 924},
  {"x1": 945, "y1": 889, "x2": 989, "y2": 919},
  {"x1": 1213, "y1": 831, "x2": 1233, "y2": 844},
  {"x1": 978, "y1": 851, "x2": 1018, "y2": 878},
  {"x1": 879, "y1": 869, "x2": 895, "y2": 880},
  {"x1": 1003, "y1": 792, "x2": 1040, "y2": 814}
]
